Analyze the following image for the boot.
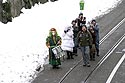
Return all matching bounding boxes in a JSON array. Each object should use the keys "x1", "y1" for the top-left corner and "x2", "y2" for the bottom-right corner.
[
  {"x1": 96, "y1": 50, "x2": 100, "y2": 56},
  {"x1": 52, "y1": 65, "x2": 56, "y2": 69},
  {"x1": 95, "y1": 46, "x2": 99, "y2": 56},
  {"x1": 67, "y1": 51, "x2": 70, "y2": 59},
  {"x1": 70, "y1": 52, "x2": 74, "y2": 59},
  {"x1": 93, "y1": 53, "x2": 95, "y2": 61},
  {"x1": 90, "y1": 54, "x2": 93, "y2": 61},
  {"x1": 70, "y1": 55, "x2": 74, "y2": 59}
]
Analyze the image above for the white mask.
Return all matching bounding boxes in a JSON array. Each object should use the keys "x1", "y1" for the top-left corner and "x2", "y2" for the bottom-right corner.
[{"x1": 52, "y1": 32, "x2": 56, "y2": 35}]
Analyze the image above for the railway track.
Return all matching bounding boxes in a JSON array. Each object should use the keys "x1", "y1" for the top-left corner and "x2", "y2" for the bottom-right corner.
[
  {"x1": 32, "y1": 1, "x2": 125, "y2": 82},
  {"x1": 58, "y1": 18, "x2": 125, "y2": 83},
  {"x1": 84, "y1": 33, "x2": 125, "y2": 83}
]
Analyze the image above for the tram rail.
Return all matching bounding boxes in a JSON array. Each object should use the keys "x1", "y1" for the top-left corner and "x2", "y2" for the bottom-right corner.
[
  {"x1": 84, "y1": 33, "x2": 125, "y2": 83},
  {"x1": 58, "y1": 18, "x2": 125, "y2": 83}
]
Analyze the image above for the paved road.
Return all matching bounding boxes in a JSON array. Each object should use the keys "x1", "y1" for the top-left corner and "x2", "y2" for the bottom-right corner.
[
  {"x1": 32, "y1": 0, "x2": 125, "y2": 83},
  {"x1": 83, "y1": 26, "x2": 125, "y2": 83},
  {"x1": 61, "y1": 20, "x2": 125, "y2": 83}
]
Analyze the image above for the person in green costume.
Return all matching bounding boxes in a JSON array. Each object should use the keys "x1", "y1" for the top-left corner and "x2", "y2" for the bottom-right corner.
[{"x1": 46, "y1": 28, "x2": 62, "y2": 69}]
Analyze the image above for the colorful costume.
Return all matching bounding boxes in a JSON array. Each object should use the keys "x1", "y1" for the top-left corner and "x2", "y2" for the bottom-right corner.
[{"x1": 46, "y1": 28, "x2": 62, "y2": 68}]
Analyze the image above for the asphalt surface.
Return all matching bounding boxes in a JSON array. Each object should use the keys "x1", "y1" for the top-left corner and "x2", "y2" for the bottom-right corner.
[
  {"x1": 85, "y1": 27, "x2": 125, "y2": 83},
  {"x1": 32, "y1": 0, "x2": 125, "y2": 83}
]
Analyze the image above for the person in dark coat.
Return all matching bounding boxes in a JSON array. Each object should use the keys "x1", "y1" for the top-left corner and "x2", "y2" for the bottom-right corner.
[
  {"x1": 76, "y1": 13, "x2": 86, "y2": 31},
  {"x1": 72, "y1": 20, "x2": 79, "y2": 56},
  {"x1": 46, "y1": 28, "x2": 62, "y2": 69},
  {"x1": 88, "y1": 25, "x2": 96, "y2": 61},
  {"x1": 91, "y1": 20, "x2": 99, "y2": 56},
  {"x1": 77, "y1": 25, "x2": 93, "y2": 67}
]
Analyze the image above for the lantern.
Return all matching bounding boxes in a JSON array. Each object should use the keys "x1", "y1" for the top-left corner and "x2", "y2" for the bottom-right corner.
[{"x1": 79, "y1": 0, "x2": 84, "y2": 10}]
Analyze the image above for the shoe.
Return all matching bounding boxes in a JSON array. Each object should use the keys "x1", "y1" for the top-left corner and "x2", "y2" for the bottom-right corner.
[
  {"x1": 73, "y1": 53, "x2": 78, "y2": 56},
  {"x1": 92, "y1": 58, "x2": 95, "y2": 61},
  {"x1": 72, "y1": 53, "x2": 75, "y2": 55},
  {"x1": 53, "y1": 65, "x2": 60, "y2": 69},
  {"x1": 83, "y1": 64, "x2": 86, "y2": 66},
  {"x1": 97, "y1": 54, "x2": 100, "y2": 57},
  {"x1": 52, "y1": 66, "x2": 56, "y2": 69},
  {"x1": 75, "y1": 54, "x2": 78, "y2": 56},
  {"x1": 87, "y1": 64, "x2": 90, "y2": 67},
  {"x1": 71, "y1": 57, "x2": 74, "y2": 59},
  {"x1": 90, "y1": 58, "x2": 93, "y2": 61},
  {"x1": 67, "y1": 57, "x2": 70, "y2": 59},
  {"x1": 55, "y1": 66, "x2": 60, "y2": 69}
]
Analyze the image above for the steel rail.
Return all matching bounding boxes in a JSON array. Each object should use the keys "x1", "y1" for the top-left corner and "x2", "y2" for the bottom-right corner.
[
  {"x1": 58, "y1": 18, "x2": 125, "y2": 83},
  {"x1": 84, "y1": 33, "x2": 125, "y2": 83},
  {"x1": 99, "y1": 18, "x2": 125, "y2": 45}
]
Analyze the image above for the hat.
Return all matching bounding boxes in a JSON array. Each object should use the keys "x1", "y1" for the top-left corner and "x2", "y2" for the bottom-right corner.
[
  {"x1": 50, "y1": 28, "x2": 56, "y2": 31},
  {"x1": 81, "y1": 24, "x2": 87, "y2": 29},
  {"x1": 79, "y1": 13, "x2": 83, "y2": 16},
  {"x1": 71, "y1": 20, "x2": 76, "y2": 24},
  {"x1": 91, "y1": 19, "x2": 96, "y2": 23}
]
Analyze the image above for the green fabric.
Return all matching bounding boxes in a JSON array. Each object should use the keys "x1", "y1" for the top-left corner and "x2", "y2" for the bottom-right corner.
[
  {"x1": 77, "y1": 30, "x2": 93, "y2": 46},
  {"x1": 48, "y1": 41, "x2": 61, "y2": 66},
  {"x1": 79, "y1": 0, "x2": 84, "y2": 10},
  {"x1": 46, "y1": 31, "x2": 61, "y2": 66},
  {"x1": 46, "y1": 36, "x2": 61, "y2": 46},
  {"x1": 50, "y1": 59, "x2": 61, "y2": 65}
]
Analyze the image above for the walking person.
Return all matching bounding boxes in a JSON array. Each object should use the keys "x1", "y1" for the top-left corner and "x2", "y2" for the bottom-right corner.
[
  {"x1": 91, "y1": 20, "x2": 99, "y2": 56},
  {"x1": 88, "y1": 25, "x2": 96, "y2": 61},
  {"x1": 61, "y1": 26, "x2": 74, "y2": 59},
  {"x1": 77, "y1": 25, "x2": 93, "y2": 67},
  {"x1": 46, "y1": 28, "x2": 62, "y2": 69},
  {"x1": 72, "y1": 20, "x2": 79, "y2": 56}
]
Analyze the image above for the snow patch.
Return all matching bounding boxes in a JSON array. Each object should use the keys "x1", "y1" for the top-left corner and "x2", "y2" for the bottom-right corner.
[{"x1": 0, "y1": 0, "x2": 123, "y2": 83}]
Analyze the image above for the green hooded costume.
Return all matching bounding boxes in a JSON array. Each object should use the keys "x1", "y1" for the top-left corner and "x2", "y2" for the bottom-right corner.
[{"x1": 46, "y1": 28, "x2": 61, "y2": 67}]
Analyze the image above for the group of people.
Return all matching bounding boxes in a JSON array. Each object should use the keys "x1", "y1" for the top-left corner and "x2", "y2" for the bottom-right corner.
[{"x1": 46, "y1": 13, "x2": 99, "y2": 69}]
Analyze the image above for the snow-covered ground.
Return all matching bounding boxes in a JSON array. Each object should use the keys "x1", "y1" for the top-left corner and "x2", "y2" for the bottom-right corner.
[{"x1": 0, "y1": 0, "x2": 122, "y2": 83}]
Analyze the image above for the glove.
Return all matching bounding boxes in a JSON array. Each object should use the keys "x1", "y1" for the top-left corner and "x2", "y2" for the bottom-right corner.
[
  {"x1": 64, "y1": 30, "x2": 67, "y2": 33},
  {"x1": 89, "y1": 45, "x2": 92, "y2": 48}
]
